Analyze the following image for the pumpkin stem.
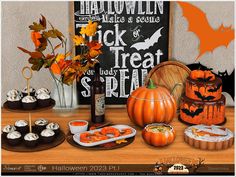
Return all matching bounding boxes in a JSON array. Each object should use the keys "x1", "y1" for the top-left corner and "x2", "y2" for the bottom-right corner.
[{"x1": 148, "y1": 79, "x2": 156, "y2": 89}]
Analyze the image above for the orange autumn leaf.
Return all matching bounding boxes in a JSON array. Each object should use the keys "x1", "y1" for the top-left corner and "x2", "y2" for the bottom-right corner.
[
  {"x1": 17, "y1": 46, "x2": 43, "y2": 58},
  {"x1": 72, "y1": 55, "x2": 82, "y2": 61},
  {"x1": 87, "y1": 41, "x2": 102, "y2": 58},
  {"x1": 87, "y1": 41, "x2": 102, "y2": 50},
  {"x1": 72, "y1": 35, "x2": 85, "y2": 46},
  {"x1": 80, "y1": 20, "x2": 98, "y2": 37},
  {"x1": 31, "y1": 31, "x2": 42, "y2": 48},
  {"x1": 51, "y1": 63, "x2": 61, "y2": 74},
  {"x1": 50, "y1": 58, "x2": 72, "y2": 75},
  {"x1": 55, "y1": 53, "x2": 65, "y2": 62},
  {"x1": 89, "y1": 49, "x2": 102, "y2": 58}
]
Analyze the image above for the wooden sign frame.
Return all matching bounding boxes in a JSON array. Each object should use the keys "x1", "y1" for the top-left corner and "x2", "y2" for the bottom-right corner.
[{"x1": 69, "y1": 1, "x2": 174, "y2": 108}]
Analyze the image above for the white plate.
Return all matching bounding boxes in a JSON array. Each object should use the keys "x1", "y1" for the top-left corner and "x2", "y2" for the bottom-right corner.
[{"x1": 73, "y1": 125, "x2": 136, "y2": 147}]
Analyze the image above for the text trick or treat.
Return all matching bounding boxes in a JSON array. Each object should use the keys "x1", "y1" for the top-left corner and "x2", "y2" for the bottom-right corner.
[
  {"x1": 127, "y1": 79, "x2": 181, "y2": 127},
  {"x1": 18, "y1": 15, "x2": 102, "y2": 86},
  {"x1": 180, "y1": 70, "x2": 226, "y2": 125},
  {"x1": 74, "y1": 1, "x2": 170, "y2": 105}
]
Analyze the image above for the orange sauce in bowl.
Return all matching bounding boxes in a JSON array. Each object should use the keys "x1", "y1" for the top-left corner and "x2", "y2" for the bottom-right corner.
[{"x1": 70, "y1": 121, "x2": 87, "y2": 126}]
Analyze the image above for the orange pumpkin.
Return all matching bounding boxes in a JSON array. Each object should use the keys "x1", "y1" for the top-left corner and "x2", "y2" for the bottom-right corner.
[
  {"x1": 142, "y1": 123, "x2": 175, "y2": 147},
  {"x1": 127, "y1": 79, "x2": 177, "y2": 127}
]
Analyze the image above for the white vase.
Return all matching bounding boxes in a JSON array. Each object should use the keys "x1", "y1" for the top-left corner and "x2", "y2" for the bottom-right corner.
[{"x1": 51, "y1": 80, "x2": 79, "y2": 110}]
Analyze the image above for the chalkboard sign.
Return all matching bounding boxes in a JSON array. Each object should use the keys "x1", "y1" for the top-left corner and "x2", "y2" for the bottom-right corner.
[{"x1": 73, "y1": 1, "x2": 171, "y2": 106}]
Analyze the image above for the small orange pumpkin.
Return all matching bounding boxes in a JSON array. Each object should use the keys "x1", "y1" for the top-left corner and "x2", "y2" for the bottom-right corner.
[
  {"x1": 127, "y1": 79, "x2": 177, "y2": 127},
  {"x1": 142, "y1": 123, "x2": 175, "y2": 147}
]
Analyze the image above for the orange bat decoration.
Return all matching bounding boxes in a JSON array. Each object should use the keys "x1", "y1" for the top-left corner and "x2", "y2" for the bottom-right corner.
[{"x1": 178, "y1": 2, "x2": 234, "y2": 60}]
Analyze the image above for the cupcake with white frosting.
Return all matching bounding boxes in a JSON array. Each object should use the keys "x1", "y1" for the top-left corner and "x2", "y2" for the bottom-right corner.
[
  {"x1": 2, "y1": 125, "x2": 16, "y2": 138},
  {"x1": 46, "y1": 122, "x2": 60, "y2": 135},
  {"x1": 7, "y1": 89, "x2": 23, "y2": 98},
  {"x1": 40, "y1": 129, "x2": 55, "y2": 143},
  {"x1": 35, "y1": 88, "x2": 50, "y2": 96},
  {"x1": 34, "y1": 118, "x2": 48, "y2": 133},
  {"x1": 24, "y1": 132, "x2": 39, "y2": 147},
  {"x1": 7, "y1": 131, "x2": 22, "y2": 145},
  {"x1": 22, "y1": 86, "x2": 36, "y2": 97},
  {"x1": 37, "y1": 93, "x2": 51, "y2": 107},
  {"x1": 7, "y1": 95, "x2": 22, "y2": 109},
  {"x1": 15, "y1": 120, "x2": 29, "y2": 135},
  {"x1": 21, "y1": 95, "x2": 37, "y2": 110}
]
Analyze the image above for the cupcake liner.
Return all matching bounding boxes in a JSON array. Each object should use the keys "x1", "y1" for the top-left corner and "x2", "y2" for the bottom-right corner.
[
  {"x1": 15, "y1": 126, "x2": 29, "y2": 135},
  {"x1": 52, "y1": 128, "x2": 60, "y2": 136},
  {"x1": 37, "y1": 99, "x2": 51, "y2": 107},
  {"x1": 24, "y1": 139, "x2": 39, "y2": 147},
  {"x1": 2, "y1": 132, "x2": 8, "y2": 140},
  {"x1": 22, "y1": 102, "x2": 37, "y2": 110},
  {"x1": 41, "y1": 135, "x2": 55, "y2": 143},
  {"x1": 34, "y1": 125, "x2": 47, "y2": 134},
  {"x1": 7, "y1": 101, "x2": 21, "y2": 109},
  {"x1": 7, "y1": 137, "x2": 22, "y2": 146}
]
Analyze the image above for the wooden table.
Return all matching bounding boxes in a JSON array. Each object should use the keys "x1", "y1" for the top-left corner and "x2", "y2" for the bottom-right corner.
[{"x1": 2, "y1": 107, "x2": 234, "y2": 165}]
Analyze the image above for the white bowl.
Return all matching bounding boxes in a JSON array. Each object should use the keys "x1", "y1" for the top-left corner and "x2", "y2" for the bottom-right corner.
[{"x1": 68, "y1": 120, "x2": 88, "y2": 134}]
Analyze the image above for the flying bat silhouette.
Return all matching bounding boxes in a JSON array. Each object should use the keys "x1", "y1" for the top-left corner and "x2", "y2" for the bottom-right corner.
[
  {"x1": 194, "y1": 91, "x2": 215, "y2": 101},
  {"x1": 130, "y1": 27, "x2": 163, "y2": 50},
  {"x1": 187, "y1": 62, "x2": 234, "y2": 100},
  {"x1": 208, "y1": 83, "x2": 222, "y2": 93},
  {"x1": 178, "y1": 2, "x2": 234, "y2": 60},
  {"x1": 181, "y1": 108, "x2": 203, "y2": 118}
]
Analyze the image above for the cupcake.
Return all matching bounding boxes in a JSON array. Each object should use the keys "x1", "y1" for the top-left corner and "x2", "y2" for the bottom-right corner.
[
  {"x1": 35, "y1": 88, "x2": 50, "y2": 96},
  {"x1": 2, "y1": 125, "x2": 16, "y2": 139},
  {"x1": 7, "y1": 89, "x2": 23, "y2": 98},
  {"x1": 40, "y1": 129, "x2": 55, "y2": 143},
  {"x1": 22, "y1": 86, "x2": 36, "y2": 97},
  {"x1": 46, "y1": 123, "x2": 60, "y2": 135},
  {"x1": 7, "y1": 131, "x2": 22, "y2": 146},
  {"x1": 37, "y1": 93, "x2": 51, "y2": 107},
  {"x1": 7, "y1": 95, "x2": 22, "y2": 109},
  {"x1": 15, "y1": 120, "x2": 29, "y2": 135},
  {"x1": 22, "y1": 96, "x2": 37, "y2": 110},
  {"x1": 34, "y1": 118, "x2": 48, "y2": 133},
  {"x1": 24, "y1": 132, "x2": 39, "y2": 147}
]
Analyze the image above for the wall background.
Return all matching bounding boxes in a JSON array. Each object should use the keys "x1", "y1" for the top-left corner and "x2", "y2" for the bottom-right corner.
[{"x1": 1, "y1": 1, "x2": 234, "y2": 105}]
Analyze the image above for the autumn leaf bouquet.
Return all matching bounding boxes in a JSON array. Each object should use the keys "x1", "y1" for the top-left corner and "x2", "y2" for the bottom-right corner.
[{"x1": 18, "y1": 15, "x2": 102, "y2": 108}]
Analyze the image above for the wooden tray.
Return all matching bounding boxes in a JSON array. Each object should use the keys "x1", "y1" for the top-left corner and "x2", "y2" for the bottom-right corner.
[
  {"x1": 3, "y1": 98, "x2": 55, "y2": 112},
  {"x1": 66, "y1": 132, "x2": 135, "y2": 150},
  {"x1": 145, "y1": 61, "x2": 191, "y2": 108},
  {"x1": 2, "y1": 130, "x2": 65, "y2": 152}
]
